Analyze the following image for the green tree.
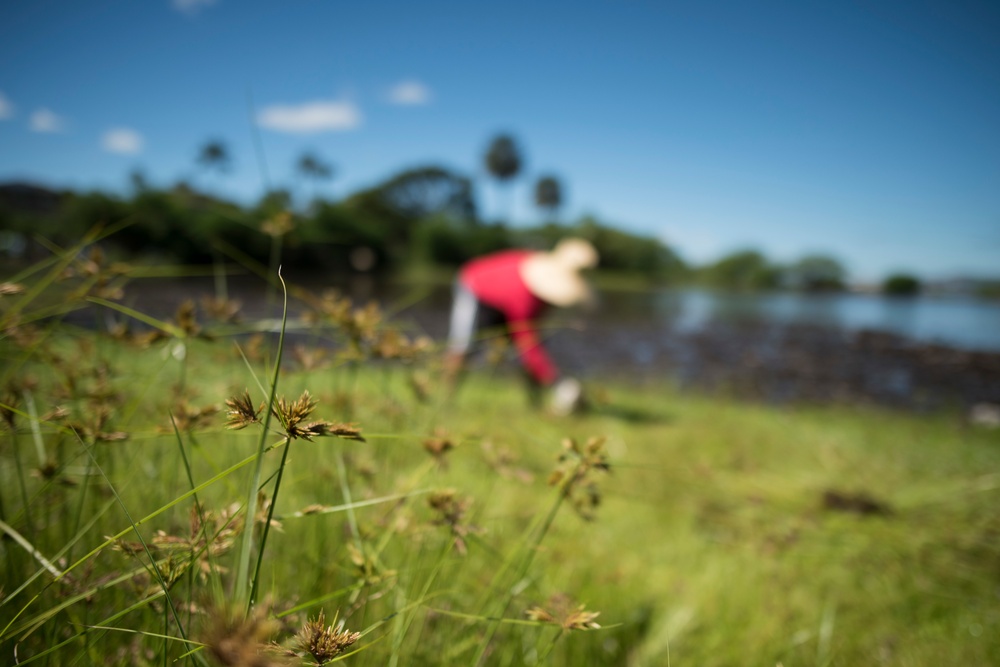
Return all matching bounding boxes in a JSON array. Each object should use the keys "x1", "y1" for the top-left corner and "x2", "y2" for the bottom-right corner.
[
  {"x1": 339, "y1": 165, "x2": 479, "y2": 265},
  {"x1": 414, "y1": 218, "x2": 510, "y2": 267},
  {"x1": 787, "y1": 254, "x2": 846, "y2": 292},
  {"x1": 883, "y1": 273, "x2": 921, "y2": 296},
  {"x1": 702, "y1": 249, "x2": 780, "y2": 290},
  {"x1": 305, "y1": 200, "x2": 391, "y2": 272},
  {"x1": 483, "y1": 134, "x2": 522, "y2": 222},
  {"x1": 533, "y1": 175, "x2": 563, "y2": 223},
  {"x1": 254, "y1": 189, "x2": 293, "y2": 219},
  {"x1": 373, "y1": 166, "x2": 477, "y2": 224}
]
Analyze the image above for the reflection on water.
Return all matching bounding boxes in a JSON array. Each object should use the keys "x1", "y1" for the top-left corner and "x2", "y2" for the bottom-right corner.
[{"x1": 647, "y1": 288, "x2": 1000, "y2": 352}]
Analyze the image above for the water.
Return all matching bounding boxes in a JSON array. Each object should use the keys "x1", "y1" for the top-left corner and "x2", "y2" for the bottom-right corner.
[
  {"x1": 642, "y1": 289, "x2": 1000, "y2": 352},
  {"x1": 108, "y1": 276, "x2": 1000, "y2": 409},
  {"x1": 143, "y1": 276, "x2": 998, "y2": 353},
  {"x1": 542, "y1": 287, "x2": 1000, "y2": 408}
]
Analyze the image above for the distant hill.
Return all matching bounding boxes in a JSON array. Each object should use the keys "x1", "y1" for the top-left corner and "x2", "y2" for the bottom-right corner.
[{"x1": 0, "y1": 182, "x2": 66, "y2": 216}]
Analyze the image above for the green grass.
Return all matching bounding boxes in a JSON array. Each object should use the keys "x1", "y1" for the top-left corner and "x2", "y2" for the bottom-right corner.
[{"x1": 1, "y1": 261, "x2": 998, "y2": 666}]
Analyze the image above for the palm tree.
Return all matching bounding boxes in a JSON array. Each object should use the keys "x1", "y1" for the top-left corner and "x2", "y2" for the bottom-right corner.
[
  {"x1": 483, "y1": 133, "x2": 522, "y2": 222},
  {"x1": 197, "y1": 139, "x2": 231, "y2": 174},
  {"x1": 297, "y1": 152, "x2": 333, "y2": 181},
  {"x1": 296, "y1": 151, "x2": 334, "y2": 207},
  {"x1": 533, "y1": 174, "x2": 562, "y2": 223}
]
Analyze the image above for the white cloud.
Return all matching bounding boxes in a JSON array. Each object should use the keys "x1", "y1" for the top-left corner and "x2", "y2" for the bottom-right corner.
[
  {"x1": 172, "y1": 0, "x2": 217, "y2": 15},
  {"x1": 30, "y1": 108, "x2": 66, "y2": 133},
  {"x1": 256, "y1": 100, "x2": 361, "y2": 134},
  {"x1": 0, "y1": 92, "x2": 13, "y2": 119},
  {"x1": 387, "y1": 80, "x2": 432, "y2": 106},
  {"x1": 102, "y1": 127, "x2": 144, "y2": 155}
]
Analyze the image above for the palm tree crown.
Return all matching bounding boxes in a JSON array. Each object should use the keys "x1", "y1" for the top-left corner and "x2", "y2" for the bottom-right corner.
[
  {"x1": 484, "y1": 134, "x2": 522, "y2": 182},
  {"x1": 533, "y1": 175, "x2": 562, "y2": 219},
  {"x1": 297, "y1": 152, "x2": 334, "y2": 181},
  {"x1": 197, "y1": 140, "x2": 231, "y2": 173}
]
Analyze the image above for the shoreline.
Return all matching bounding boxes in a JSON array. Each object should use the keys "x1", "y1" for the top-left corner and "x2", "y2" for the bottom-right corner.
[{"x1": 49, "y1": 273, "x2": 1000, "y2": 413}]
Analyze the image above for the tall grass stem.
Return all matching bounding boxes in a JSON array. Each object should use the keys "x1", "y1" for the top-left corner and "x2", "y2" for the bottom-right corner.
[{"x1": 235, "y1": 267, "x2": 288, "y2": 608}]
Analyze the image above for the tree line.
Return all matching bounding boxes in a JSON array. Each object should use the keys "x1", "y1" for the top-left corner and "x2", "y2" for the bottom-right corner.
[
  {"x1": 0, "y1": 133, "x2": 923, "y2": 293},
  {"x1": 0, "y1": 134, "x2": 686, "y2": 282}
]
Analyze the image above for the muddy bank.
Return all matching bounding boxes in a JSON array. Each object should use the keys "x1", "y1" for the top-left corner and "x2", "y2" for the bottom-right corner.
[
  {"x1": 546, "y1": 318, "x2": 1000, "y2": 411},
  {"x1": 390, "y1": 294, "x2": 1000, "y2": 413},
  {"x1": 93, "y1": 275, "x2": 1000, "y2": 412}
]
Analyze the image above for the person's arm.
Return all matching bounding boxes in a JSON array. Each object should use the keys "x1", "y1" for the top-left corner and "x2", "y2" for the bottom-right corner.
[{"x1": 507, "y1": 319, "x2": 558, "y2": 386}]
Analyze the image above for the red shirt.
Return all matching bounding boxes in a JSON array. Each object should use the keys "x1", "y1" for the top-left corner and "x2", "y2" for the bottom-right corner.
[{"x1": 459, "y1": 250, "x2": 558, "y2": 385}]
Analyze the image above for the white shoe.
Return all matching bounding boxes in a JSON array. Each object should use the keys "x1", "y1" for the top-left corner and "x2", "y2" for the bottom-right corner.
[{"x1": 550, "y1": 378, "x2": 583, "y2": 416}]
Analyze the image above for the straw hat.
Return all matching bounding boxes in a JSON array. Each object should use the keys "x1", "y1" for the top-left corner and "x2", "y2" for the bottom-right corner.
[{"x1": 519, "y1": 238, "x2": 599, "y2": 307}]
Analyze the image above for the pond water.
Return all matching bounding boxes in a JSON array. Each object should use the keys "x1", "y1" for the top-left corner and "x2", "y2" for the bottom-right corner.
[
  {"x1": 111, "y1": 276, "x2": 1000, "y2": 410},
  {"x1": 383, "y1": 283, "x2": 1000, "y2": 410},
  {"x1": 626, "y1": 289, "x2": 1000, "y2": 353}
]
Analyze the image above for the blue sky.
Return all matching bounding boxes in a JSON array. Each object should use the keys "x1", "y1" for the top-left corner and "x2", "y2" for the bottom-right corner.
[{"x1": 1, "y1": 0, "x2": 997, "y2": 281}]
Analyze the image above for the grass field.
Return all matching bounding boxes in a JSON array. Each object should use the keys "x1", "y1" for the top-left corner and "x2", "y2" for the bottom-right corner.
[{"x1": 1, "y1": 255, "x2": 998, "y2": 666}]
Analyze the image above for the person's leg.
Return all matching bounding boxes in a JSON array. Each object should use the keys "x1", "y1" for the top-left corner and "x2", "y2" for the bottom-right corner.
[
  {"x1": 495, "y1": 317, "x2": 547, "y2": 409},
  {"x1": 444, "y1": 280, "x2": 480, "y2": 387}
]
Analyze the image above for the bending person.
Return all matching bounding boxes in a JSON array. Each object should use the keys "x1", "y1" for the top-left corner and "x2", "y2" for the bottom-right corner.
[{"x1": 445, "y1": 237, "x2": 598, "y2": 413}]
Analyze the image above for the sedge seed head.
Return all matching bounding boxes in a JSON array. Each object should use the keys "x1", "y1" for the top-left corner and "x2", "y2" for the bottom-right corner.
[
  {"x1": 272, "y1": 390, "x2": 364, "y2": 441},
  {"x1": 201, "y1": 600, "x2": 288, "y2": 667},
  {"x1": 225, "y1": 390, "x2": 262, "y2": 430},
  {"x1": 525, "y1": 594, "x2": 602, "y2": 631},
  {"x1": 295, "y1": 610, "x2": 360, "y2": 665}
]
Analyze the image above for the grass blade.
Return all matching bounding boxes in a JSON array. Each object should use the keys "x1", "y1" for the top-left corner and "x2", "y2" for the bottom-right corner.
[{"x1": 235, "y1": 267, "x2": 288, "y2": 607}]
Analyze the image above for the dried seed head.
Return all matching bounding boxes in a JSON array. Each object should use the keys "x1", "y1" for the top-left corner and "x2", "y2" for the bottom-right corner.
[
  {"x1": 113, "y1": 504, "x2": 242, "y2": 578},
  {"x1": 4, "y1": 319, "x2": 42, "y2": 348},
  {"x1": 261, "y1": 211, "x2": 294, "y2": 237},
  {"x1": 255, "y1": 491, "x2": 283, "y2": 532},
  {"x1": 481, "y1": 440, "x2": 535, "y2": 484},
  {"x1": 225, "y1": 390, "x2": 262, "y2": 430},
  {"x1": 168, "y1": 401, "x2": 220, "y2": 432},
  {"x1": 295, "y1": 610, "x2": 360, "y2": 665},
  {"x1": 202, "y1": 600, "x2": 288, "y2": 667},
  {"x1": 292, "y1": 344, "x2": 329, "y2": 372},
  {"x1": 296, "y1": 420, "x2": 365, "y2": 442},
  {"x1": 201, "y1": 295, "x2": 243, "y2": 323},
  {"x1": 273, "y1": 390, "x2": 318, "y2": 432},
  {"x1": 174, "y1": 300, "x2": 201, "y2": 337},
  {"x1": 242, "y1": 334, "x2": 266, "y2": 362},
  {"x1": 95, "y1": 430, "x2": 129, "y2": 442},
  {"x1": 561, "y1": 606, "x2": 602, "y2": 630},
  {"x1": 302, "y1": 289, "x2": 352, "y2": 327},
  {"x1": 548, "y1": 436, "x2": 611, "y2": 520},
  {"x1": 428, "y1": 489, "x2": 477, "y2": 555},
  {"x1": 369, "y1": 329, "x2": 432, "y2": 362},
  {"x1": 92, "y1": 282, "x2": 124, "y2": 301},
  {"x1": 524, "y1": 607, "x2": 555, "y2": 623},
  {"x1": 133, "y1": 329, "x2": 168, "y2": 348},
  {"x1": 525, "y1": 594, "x2": 601, "y2": 631},
  {"x1": 272, "y1": 390, "x2": 364, "y2": 441},
  {"x1": 351, "y1": 302, "x2": 382, "y2": 342},
  {"x1": 422, "y1": 428, "x2": 454, "y2": 465},
  {"x1": 346, "y1": 542, "x2": 396, "y2": 584}
]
